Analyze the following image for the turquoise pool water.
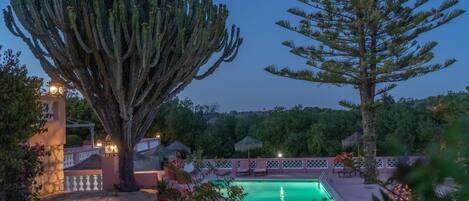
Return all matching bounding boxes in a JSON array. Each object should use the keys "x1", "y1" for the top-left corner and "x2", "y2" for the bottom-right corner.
[{"x1": 214, "y1": 179, "x2": 334, "y2": 201}]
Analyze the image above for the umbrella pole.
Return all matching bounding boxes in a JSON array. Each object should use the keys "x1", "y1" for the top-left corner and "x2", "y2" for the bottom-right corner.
[{"x1": 248, "y1": 149, "x2": 250, "y2": 175}]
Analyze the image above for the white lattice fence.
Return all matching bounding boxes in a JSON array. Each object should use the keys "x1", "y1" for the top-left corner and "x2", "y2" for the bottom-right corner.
[
  {"x1": 377, "y1": 159, "x2": 384, "y2": 169},
  {"x1": 267, "y1": 160, "x2": 280, "y2": 169},
  {"x1": 282, "y1": 159, "x2": 303, "y2": 169},
  {"x1": 386, "y1": 158, "x2": 399, "y2": 168},
  {"x1": 249, "y1": 161, "x2": 256, "y2": 169},
  {"x1": 199, "y1": 160, "x2": 212, "y2": 169},
  {"x1": 214, "y1": 160, "x2": 232, "y2": 169},
  {"x1": 306, "y1": 159, "x2": 328, "y2": 169}
]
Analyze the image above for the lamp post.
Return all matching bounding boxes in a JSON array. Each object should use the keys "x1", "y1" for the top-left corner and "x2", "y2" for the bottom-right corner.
[{"x1": 47, "y1": 80, "x2": 65, "y2": 97}]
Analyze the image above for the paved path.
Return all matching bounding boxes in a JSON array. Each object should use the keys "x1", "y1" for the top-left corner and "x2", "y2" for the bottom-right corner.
[{"x1": 328, "y1": 174, "x2": 388, "y2": 201}]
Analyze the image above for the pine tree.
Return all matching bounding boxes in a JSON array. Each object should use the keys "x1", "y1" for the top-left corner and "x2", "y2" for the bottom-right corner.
[
  {"x1": 266, "y1": 0, "x2": 464, "y2": 183},
  {"x1": 4, "y1": 0, "x2": 242, "y2": 191}
]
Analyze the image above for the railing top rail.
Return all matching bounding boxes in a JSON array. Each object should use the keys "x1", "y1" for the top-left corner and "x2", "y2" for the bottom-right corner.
[
  {"x1": 201, "y1": 156, "x2": 423, "y2": 161},
  {"x1": 64, "y1": 169, "x2": 102, "y2": 176},
  {"x1": 65, "y1": 147, "x2": 101, "y2": 154}
]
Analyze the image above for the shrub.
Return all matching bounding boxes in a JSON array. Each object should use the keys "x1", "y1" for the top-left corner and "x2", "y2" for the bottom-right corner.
[{"x1": 0, "y1": 47, "x2": 46, "y2": 200}]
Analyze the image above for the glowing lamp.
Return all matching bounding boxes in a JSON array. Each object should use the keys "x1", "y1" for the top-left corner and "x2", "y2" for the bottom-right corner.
[
  {"x1": 277, "y1": 152, "x2": 283, "y2": 158},
  {"x1": 48, "y1": 80, "x2": 64, "y2": 97},
  {"x1": 95, "y1": 139, "x2": 103, "y2": 147},
  {"x1": 104, "y1": 135, "x2": 118, "y2": 156},
  {"x1": 155, "y1": 132, "x2": 161, "y2": 140}
]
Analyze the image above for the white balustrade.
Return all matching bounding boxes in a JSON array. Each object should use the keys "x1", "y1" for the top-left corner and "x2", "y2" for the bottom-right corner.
[
  {"x1": 64, "y1": 138, "x2": 159, "y2": 169},
  {"x1": 201, "y1": 156, "x2": 424, "y2": 173},
  {"x1": 64, "y1": 153, "x2": 74, "y2": 168},
  {"x1": 78, "y1": 149, "x2": 101, "y2": 162},
  {"x1": 64, "y1": 174, "x2": 102, "y2": 192}
]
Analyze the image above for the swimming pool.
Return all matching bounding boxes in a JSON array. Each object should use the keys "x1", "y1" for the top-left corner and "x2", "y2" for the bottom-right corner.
[{"x1": 213, "y1": 179, "x2": 335, "y2": 201}]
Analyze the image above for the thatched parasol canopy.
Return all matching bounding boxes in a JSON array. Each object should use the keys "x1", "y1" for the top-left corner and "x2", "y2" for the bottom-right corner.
[
  {"x1": 235, "y1": 136, "x2": 263, "y2": 151},
  {"x1": 166, "y1": 141, "x2": 191, "y2": 154},
  {"x1": 341, "y1": 132, "x2": 362, "y2": 148},
  {"x1": 235, "y1": 136, "x2": 263, "y2": 159}
]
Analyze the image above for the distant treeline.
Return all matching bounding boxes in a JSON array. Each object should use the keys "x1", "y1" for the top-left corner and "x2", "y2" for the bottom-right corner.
[{"x1": 66, "y1": 90, "x2": 469, "y2": 158}]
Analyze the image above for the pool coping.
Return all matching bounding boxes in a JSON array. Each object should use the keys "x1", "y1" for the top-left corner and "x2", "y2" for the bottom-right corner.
[{"x1": 212, "y1": 178, "x2": 345, "y2": 201}]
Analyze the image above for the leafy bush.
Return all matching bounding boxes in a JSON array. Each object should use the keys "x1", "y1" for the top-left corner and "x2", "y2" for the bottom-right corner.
[
  {"x1": 156, "y1": 155, "x2": 245, "y2": 201},
  {"x1": 0, "y1": 144, "x2": 49, "y2": 201},
  {"x1": 0, "y1": 47, "x2": 46, "y2": 200}
]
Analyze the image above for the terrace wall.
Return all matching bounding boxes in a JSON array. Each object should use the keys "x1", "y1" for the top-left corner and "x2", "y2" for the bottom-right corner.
[{"x1": 29, "y1": 96, "x2": 66, "y2": 195}]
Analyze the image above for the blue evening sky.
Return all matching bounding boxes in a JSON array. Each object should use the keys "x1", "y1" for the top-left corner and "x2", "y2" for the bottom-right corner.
[{"x1": 0, "y1": 0, "x2": 468, "y2": 112}]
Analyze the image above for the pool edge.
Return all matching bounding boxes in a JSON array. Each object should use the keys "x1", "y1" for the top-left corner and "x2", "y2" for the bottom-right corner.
[
  {"x1": 212, "y1": 178, "x2": 345, "y2": 201},
  {"x1": 321, "y1": 179, "x2": 345, "y2": 201}
]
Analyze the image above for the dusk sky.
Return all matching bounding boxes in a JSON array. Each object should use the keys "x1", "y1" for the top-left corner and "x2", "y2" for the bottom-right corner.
[{"x1": 1, "y1": 0, "x2": 468, "y2": 112}]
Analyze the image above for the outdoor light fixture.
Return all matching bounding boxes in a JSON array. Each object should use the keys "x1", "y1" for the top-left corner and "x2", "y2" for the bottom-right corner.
[
  {"x1": 48, "y1": 80, "x2": 64, "y2": 97},
  {"x1": 104, "y1": 135, "x2": 118, "y2": 156},
  {"x1": 95, "y1": 139, "x2": 103, "y2": 147},
  {"x1": 155, "y1": 132, "x2": 161, "y2": 140},
  {"x1": 277, "y1": 152, "x2": 283, "y2": 158}
]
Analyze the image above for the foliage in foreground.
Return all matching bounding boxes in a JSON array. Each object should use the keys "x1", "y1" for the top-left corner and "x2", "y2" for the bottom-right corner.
[
  {"x1": 0, "y1": 145, "x2": 49, "y2": 201},
  {"x1": 156, "y1": 153, "x2": 245, "y2": 201},
  {"x1": 337, "y1": 117, "x2": 469, "y2": 201},
  {"x1": 0, "y1": 47, "x2": 47, "y2": 200}
]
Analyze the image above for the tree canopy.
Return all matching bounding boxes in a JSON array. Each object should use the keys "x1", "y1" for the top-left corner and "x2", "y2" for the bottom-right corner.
[
  {"x1": 265, "y1": 0, "x2": 464, "y2": 183},
  {"x1": 4, "y1": 0, "x2": 242, "y2": 191}
]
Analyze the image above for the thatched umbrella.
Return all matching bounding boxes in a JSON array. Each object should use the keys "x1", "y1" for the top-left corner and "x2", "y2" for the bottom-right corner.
[
  {"x1": 235, "y1": 136, "x2": 263, "y2": 159},
  {"x1": 341, "y1": 132, "x2": 362, "y2": 148},
  {"x1": 166, "y1": 141, "x2": 191, "y2": 154}
]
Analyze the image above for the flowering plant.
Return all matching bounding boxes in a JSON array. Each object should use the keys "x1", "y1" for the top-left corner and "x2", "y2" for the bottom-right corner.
[{"x1": 333, "y1": 152, "x2": 354, "y2": 167}]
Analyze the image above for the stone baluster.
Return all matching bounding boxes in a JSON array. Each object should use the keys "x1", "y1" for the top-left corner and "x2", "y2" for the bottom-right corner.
[
  {"x1": 72, "y1": 176, "x2": 78, "y2": 191},
  {"x1": 93, "y1": 175, "x2": 99, "y2": 191},
  {"x1": 78, "y1": 175, "x2": 84, "y2": 191},
  {"x1": 64, "y1": 176, "x2": 70, "y2": 191},
  {"x1": 85, "y1": 175, "x2": 91, "y2": 191}
]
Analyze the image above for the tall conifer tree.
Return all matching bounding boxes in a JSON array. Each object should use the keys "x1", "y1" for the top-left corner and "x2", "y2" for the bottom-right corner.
[{"x1": 267, "y1": 0, "x2": 464, "y2": 183}]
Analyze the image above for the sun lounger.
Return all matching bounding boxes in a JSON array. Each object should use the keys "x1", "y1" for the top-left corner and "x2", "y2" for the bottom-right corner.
[
  {"x1": 236, "y1": 160, "x2": 250, "y2": 176},
  {"x1": 253, "y1": 160, "x2": 267, "y2": 176},
  {"x1": 337, "y1": 166, "x2": 355, "y2": 177}
]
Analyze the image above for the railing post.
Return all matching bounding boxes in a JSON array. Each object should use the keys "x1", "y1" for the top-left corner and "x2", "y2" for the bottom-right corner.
[
  {"x1": 279, "y1": 158, "x2": 284, "y2": 173},
  {"x1": 231, "y1": 159, "x2": 237, "y2": 176},
  {"x1": 302, "y1": 158, "x2": 307, "y2": 173},
  {"x1": 102, "y1": 155, "x2": 119, "y2": 190}
]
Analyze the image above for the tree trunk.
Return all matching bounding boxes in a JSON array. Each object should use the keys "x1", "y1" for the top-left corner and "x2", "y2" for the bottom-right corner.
[
  {"x1": 117, "y1": 140, "x2": 139, "y2": 192},
  {"x1": 360, "y1": 86, "x2": 377, "y2": 184}
]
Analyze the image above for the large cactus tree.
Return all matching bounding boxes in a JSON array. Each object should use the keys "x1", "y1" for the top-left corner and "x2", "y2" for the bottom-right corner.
[{"x1": 4, "y1": 0, "x2": 242, "y2": 191}]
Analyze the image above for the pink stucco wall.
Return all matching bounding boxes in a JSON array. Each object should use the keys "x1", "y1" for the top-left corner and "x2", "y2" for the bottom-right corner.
[{"x1": 28, "y1": 96, "x2": 66, "y2": 146}]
